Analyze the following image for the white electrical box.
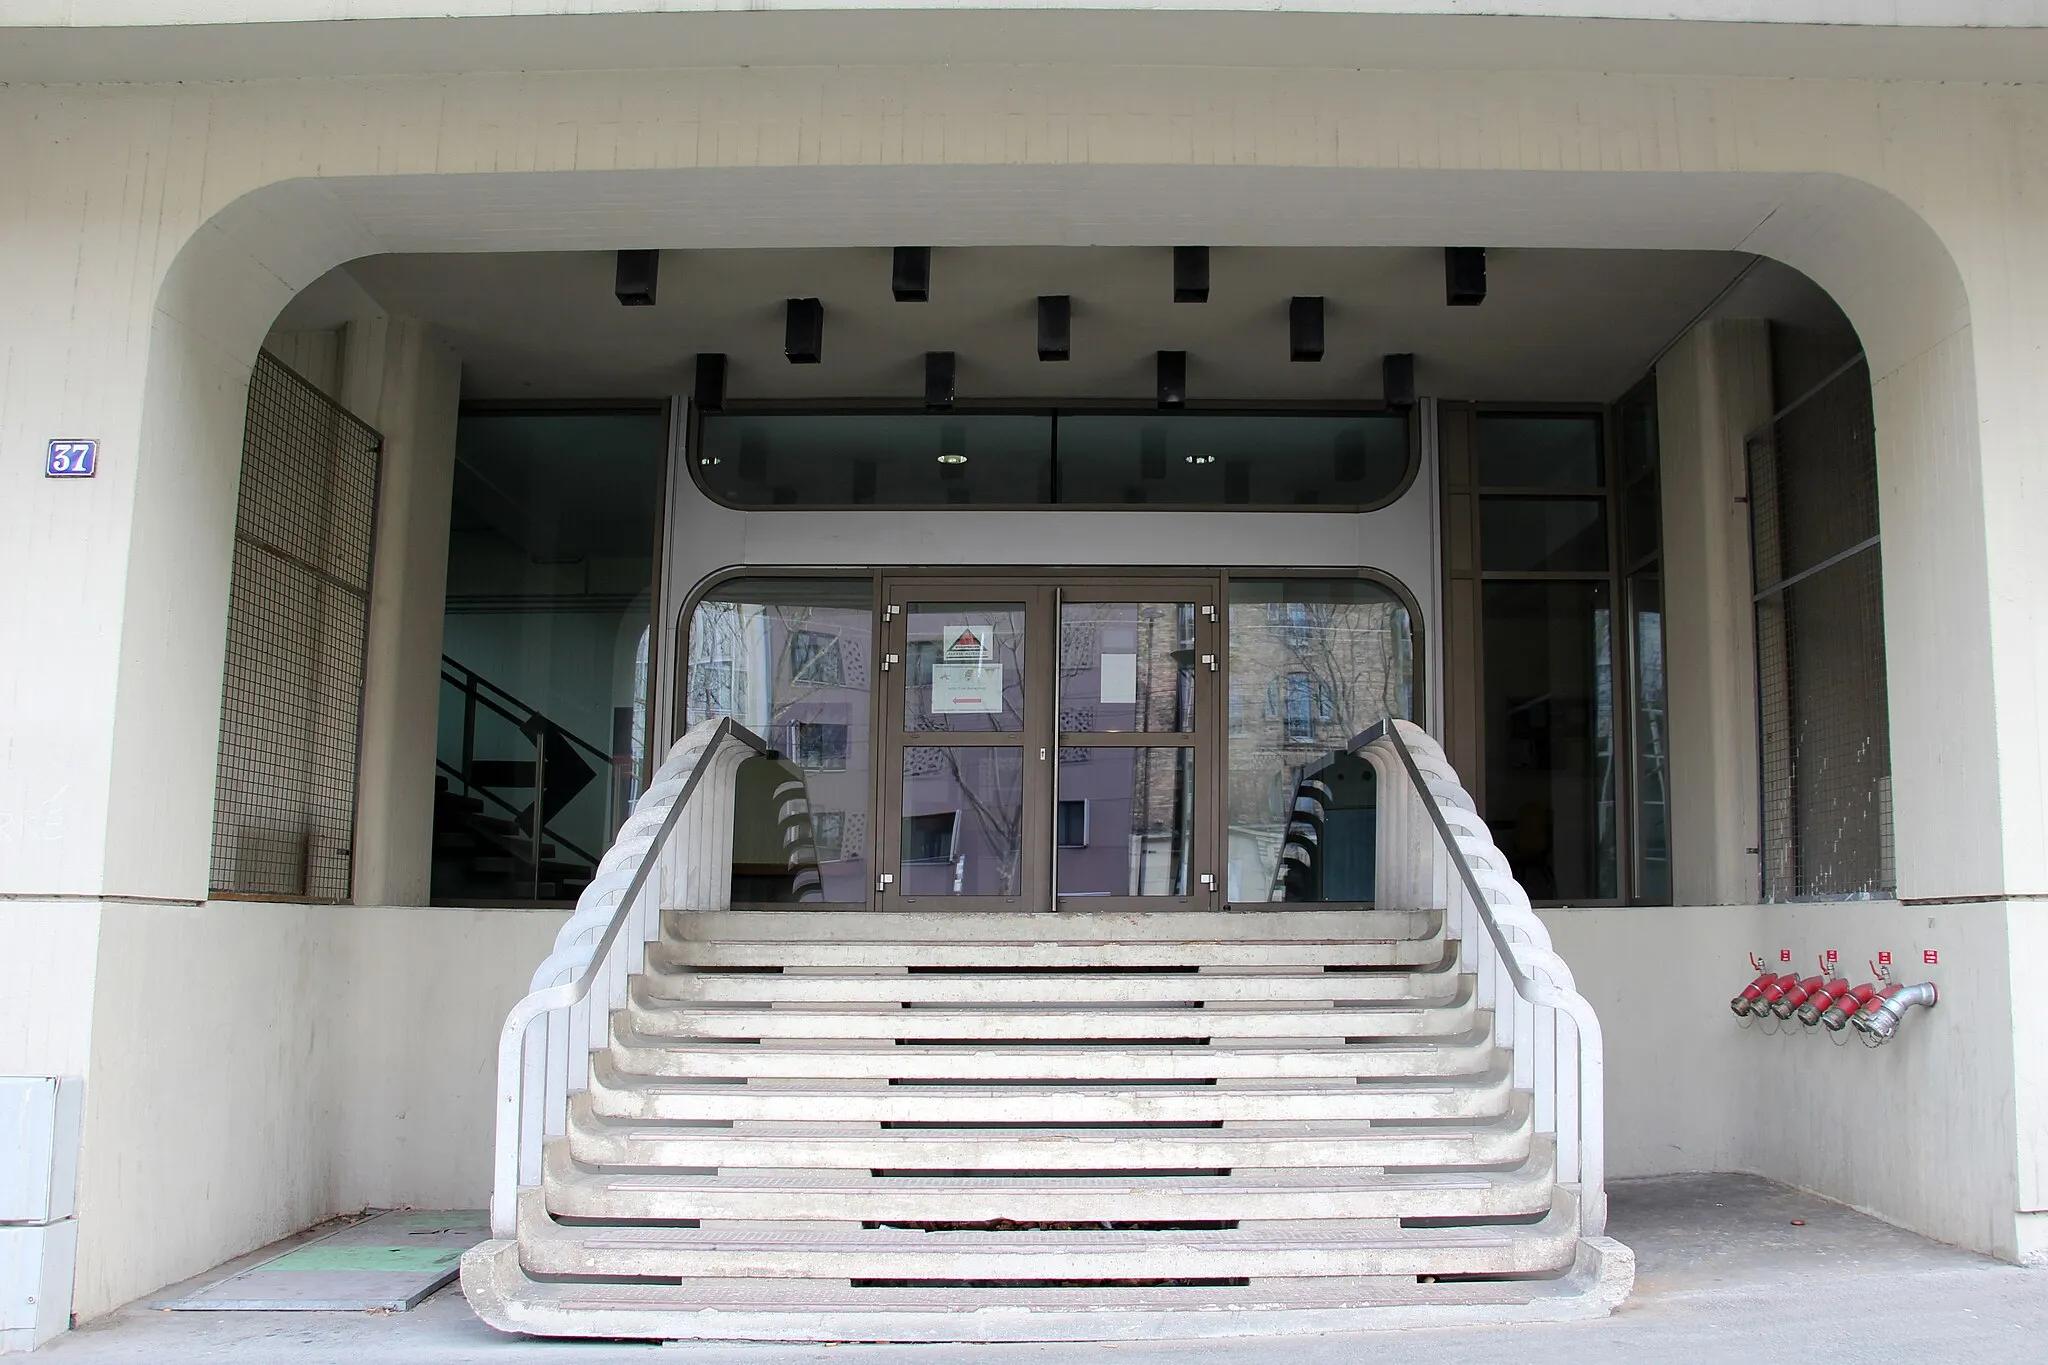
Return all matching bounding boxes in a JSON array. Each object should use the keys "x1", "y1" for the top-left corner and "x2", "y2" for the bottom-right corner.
[
  {"x1": 0, "y1": 1222, "x2": 77, "y2": 1352},
  {"x1": 0, "y1": 1078, "x2": 82, "y2": 1224},
  {"x1": 0, "y1": 1078, "x2": 82, "y2": 1355}
]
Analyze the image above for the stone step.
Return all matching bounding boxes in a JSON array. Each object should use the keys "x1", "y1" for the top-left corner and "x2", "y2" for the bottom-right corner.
[
  {"x1": 664, "y1": 908, "x2": 1438, "y2": 944},
  {"x1": 564, "y1": 1090, "x2": 1536, "y2": 1170},
  {"x1": 511, "y1": 1187, "x2": 1579, "y2": 1281},
  {"x1": 584, "y1": 1056, "x2": 1513, "y2": 1124},
  {"x1": 541, "y1": 1138, "x2": 1559, "y2": 1223},
  {"x1": 639, "y1": 961, "x2": 1460, "y2": 1006},
  {"x1": 624, "y1": 979, "x2": 1477, "y2": 1042},
  {"x1": 463, "y1": 1235, "x2": 1637, "y2": 1342},
  {"x1": 605, "y1": 1024, "x2": 1501, "y2": 1081},
  {"x1": 652, "y1": 934, "x2": 1447, "y2": 971}
]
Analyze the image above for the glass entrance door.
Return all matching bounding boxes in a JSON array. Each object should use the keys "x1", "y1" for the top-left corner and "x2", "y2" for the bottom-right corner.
[
  {"x1": 875, "y1": 576, "x2": 1218, "y2": 911},
  {"x1": 877, "y1": 582, "x2": 1054, "y2": 909}
]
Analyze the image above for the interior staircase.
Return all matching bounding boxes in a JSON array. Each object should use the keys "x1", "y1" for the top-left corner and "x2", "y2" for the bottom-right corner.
[{"x1": 463, "y1": 901, "x2": 1632, "y2": 1340}]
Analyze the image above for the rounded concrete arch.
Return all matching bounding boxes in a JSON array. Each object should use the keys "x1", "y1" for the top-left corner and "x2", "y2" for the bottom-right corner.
[{"x1": 119, "y1": 161, "x2": 1987, "y2": 903}]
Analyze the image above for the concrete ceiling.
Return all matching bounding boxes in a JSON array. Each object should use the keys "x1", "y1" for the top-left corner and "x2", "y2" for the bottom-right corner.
[{"x1": 283, "y1": 245, "x2": 1836, "y2": 405}]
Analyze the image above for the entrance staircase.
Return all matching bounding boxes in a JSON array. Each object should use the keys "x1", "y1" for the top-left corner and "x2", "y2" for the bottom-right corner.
[{"x1": 462, "y1": 719, "x2": 1632, "y2": 1341}]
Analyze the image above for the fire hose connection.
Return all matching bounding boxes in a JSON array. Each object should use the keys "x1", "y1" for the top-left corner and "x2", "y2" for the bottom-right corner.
[
  {"x1": 1819, "y1": 982, "x2": 1881, "y2": 1032},
  {"x1": 1731, "y1": 969, "x2": 1780, "y2": 1017},
  {"x1": 1772, "y1": 975, "x2": 1828, "y2": 1020},
  {"x1": 1796, "y1": 978, "x2": 1854, "y2": 1027},
  {"x1": 1852, "y1": 981, "x2": 1938, "y2": 1044}
]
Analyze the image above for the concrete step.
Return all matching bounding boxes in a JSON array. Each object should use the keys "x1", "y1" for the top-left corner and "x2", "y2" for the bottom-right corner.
[
  {"x1": 510, "y1": 1187, "x2": 1579, "y2": 1281},
  {"x1": 541, "y1": 1138, "x2": 1559, "y2": 1223},
  {"x1": 664, "y1": 908, "x2": 1438, "y2": 943},
  {"x1": 651, "y1": 934, "x2": 1447, "y2": 971},
  {"x1": 624, "y1": 978, "x2": 1477, "y2": 1042},
  {"x1": 463, "y1": 1234, "x2": 1637, "y2": 1342},
  {"x1": 564, "y1": 1090, "x2": 1536, "y2": 1170},
  {"x1": 605, "y1": 1024, "x2": 1501, "y2": 1081},
  {"x1": 584, "y1": 1056, "x2": 1512, "y2": 1124},
  {"x1": 638, "y1": 961, "x2": 1461, "y2": 1006}
]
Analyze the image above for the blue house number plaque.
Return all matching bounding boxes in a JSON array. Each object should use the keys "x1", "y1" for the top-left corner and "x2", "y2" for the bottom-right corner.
[{"x1": 46, "y1": 439, "x2": 98, "y2": 478}]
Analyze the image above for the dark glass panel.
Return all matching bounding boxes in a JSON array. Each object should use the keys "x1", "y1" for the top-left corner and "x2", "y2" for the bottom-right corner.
[
  {"x1": 1480, "y1": 580, "x2": 1617, "y2": 902},
  {"x1": 1476, "y1": 414, "x2": 1604, "y2": 488},
  {"x1": 1057, "y1": 414, "x2": 1409, "y2": 507},
  {"x1": 698, "y1": 414, "x2": 1053, "y2": 506},
  {"x1": 1479, "y1": 497, "x2": 1609, "y2": 572}
]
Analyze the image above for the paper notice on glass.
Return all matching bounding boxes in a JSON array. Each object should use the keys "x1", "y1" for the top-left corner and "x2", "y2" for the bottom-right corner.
[
  {"x1": 932, "y1": 663, "x2": 1003, "y2": 713},
  {"x1": 942, "y1": 624, "x2": 989, "y2": 662},
  {"x1": 1099, "y1": 653, "x2": 1138, "y2": 704}
]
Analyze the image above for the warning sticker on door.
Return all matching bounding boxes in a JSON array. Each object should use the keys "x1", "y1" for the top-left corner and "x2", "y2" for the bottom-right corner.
[
  {"x1": 942, "y1": 625, "x2": 989, "y2": 662},
  {"x1": 932, "y1": 663, "x2": 1003, "y2": 713}
]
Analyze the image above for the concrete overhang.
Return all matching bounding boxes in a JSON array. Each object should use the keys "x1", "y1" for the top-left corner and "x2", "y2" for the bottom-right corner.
[{"x1": 3, "y1": 4, "x2": 2047, "y2": 86}]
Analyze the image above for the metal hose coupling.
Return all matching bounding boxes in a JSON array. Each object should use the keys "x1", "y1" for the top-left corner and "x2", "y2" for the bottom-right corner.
[{"x1": 1852, "y1": 981, "x2": 1938, "y2": 1044}]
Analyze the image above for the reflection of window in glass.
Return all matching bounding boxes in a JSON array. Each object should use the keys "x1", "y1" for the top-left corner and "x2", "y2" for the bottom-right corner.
[
  {"x1": 1283, "y1": 673, "x2": 1315, "y2": 742},
  {"x1": 1057, "y1": 799, "x2": 1090, "y2": 848},
  {"x1": 789, "y1": 721, "x2": 849, "y2": 771},
  {"x1": 1228, "y1": 687, "x2": 1247, "y2": 734},
  {"x1": 691, "y1": 659, "x2": 735, "y2": 718},
  {"x1": 790, "y1": 629, "x2": 845, "y2": 685},
  {"x1": 812, "y1": 810, "x2": 846, "y2": 860},
  {"x1": 905, "y1": 811, "x2": 959, "y2": 862}
]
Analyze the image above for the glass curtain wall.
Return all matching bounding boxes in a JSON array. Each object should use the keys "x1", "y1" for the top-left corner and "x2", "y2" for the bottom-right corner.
[
  {"x1": 432, "y1": 408, "x2": 666, "y2": 905},
  {"x1": 1225, "y1": 578, "x2": 1415, "y2": 902},
  {"x1": 685, "y1": 577, "x2": 876, "y2": 903},
  {"x1": 1617, "y1": 379, "x2": 1670, "y2": 903},
  {"x1": 1471, "y1": 414, "x2": 1619, "y2": 902}
]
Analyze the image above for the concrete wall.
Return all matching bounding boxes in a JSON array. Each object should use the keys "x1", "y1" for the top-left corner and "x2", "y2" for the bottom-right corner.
[
  {"x1": 71, "y1": 902, "x2": 564, "y2": 1318},
  {"x1": 1, "y1": 24, "x2": 2042, "y2": 1316}
]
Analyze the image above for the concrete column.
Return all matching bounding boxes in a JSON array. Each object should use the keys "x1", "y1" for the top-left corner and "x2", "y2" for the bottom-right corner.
[
  {"x1": 349, "y1": 320, "x2": 461, "y2": 907},
  {"x1": 1655, "y1": 319, "x2": 1772, "y2": 906}
]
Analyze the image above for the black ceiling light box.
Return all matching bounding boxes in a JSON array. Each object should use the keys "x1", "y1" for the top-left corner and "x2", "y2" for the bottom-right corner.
[
  {"x1": 1290, "y1": 296, "x2": 1325, "y2": 362},
  {"x1": 1174, "y1": 247, "x2": 1209, "y2": 303},
  {"x1": 893, "y1": 247, "x2": 931, "y2": 302},
  {"x1": 1157, "y1": 351, "x2": 1187, "y2": 409},
  {"x1": 785, "y1": 298, "x2": 824, "y2": 364},
  {"x1": 694, "y1": 353, "x2": 727, "y2": 413},
  {"x1": 614, "y1": 249, "x2": 658, "y2": 306},
  {"x1": 1382, "y1": 353, "x2": 1417, "y2": 409},
  {"x1": 1038, "y1": 295, "x2": 1071, "y2": 361},
  {"x1": 1444, "y1": 247, "x2": 1487, "y2": 306},
  {"x1": 925, "y1": 351, "x2": 957, "y2": 410}
]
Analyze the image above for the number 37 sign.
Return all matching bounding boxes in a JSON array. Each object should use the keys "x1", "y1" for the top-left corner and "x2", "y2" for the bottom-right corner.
[{"x1": 45, "y1": 439, "x2": 98, "y2": 477}]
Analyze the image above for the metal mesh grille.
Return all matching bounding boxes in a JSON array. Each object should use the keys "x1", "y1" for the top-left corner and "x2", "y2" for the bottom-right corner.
[
  {"x1": 1748, "y1": 356, "x2": 1893, "y2": 900},
  {"x1": 209, "y1": 350, "x2": 382, "y2": 901}
]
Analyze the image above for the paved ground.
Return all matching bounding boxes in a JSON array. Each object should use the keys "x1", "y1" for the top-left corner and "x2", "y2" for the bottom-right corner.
[{"x1": 36, "y1": 1174, "x2": 2048, "y2": 1364}]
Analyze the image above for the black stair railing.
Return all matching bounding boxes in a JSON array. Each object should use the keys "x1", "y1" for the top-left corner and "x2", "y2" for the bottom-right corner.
[{"x1": 438, "y1": 657, "x2": 616, "y2": 902}]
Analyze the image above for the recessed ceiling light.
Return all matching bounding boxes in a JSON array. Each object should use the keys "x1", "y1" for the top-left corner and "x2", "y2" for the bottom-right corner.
[
  {"x1": 1185, "y1": 453, "x2": 1216, "y2": 465},
  {"x1": 937, "y1": 452, "x2": 968, "y2": 465},
  {"x1": 698, "y1": 456, "x2": 721, "y2": 467}
]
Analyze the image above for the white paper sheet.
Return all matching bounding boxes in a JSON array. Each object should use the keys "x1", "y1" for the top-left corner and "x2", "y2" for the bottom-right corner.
[
  {"x1": 932, "y1": 663, "x2": 1003, "y2": 713},
  {"x1": 1099, "y1": 652, "x2": 1138, "y2": 704}
]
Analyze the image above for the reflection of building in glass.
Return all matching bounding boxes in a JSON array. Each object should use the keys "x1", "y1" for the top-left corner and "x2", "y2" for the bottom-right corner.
[
  {"x1": 687, "y1": 583, "x2": 873, "y2": 902},
  {"x1": 1226, "y1": 582, "x2": 1414, "y2": 902}
]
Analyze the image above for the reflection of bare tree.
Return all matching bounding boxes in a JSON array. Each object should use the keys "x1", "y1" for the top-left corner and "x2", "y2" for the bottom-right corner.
[
  {"x1": 912, "y1": 614, "x2": 1027, "y2": 894},
  {"x1": 936, "y1": 748, "x2": 1024, "y2": 895}
]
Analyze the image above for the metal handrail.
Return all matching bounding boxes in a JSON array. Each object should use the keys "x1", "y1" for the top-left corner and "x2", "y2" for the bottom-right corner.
[
  {"x1": 1347, "y1": 718, "x2": 1608, "y2": 1236},
  {"x1": 488, "y1": 717, "x2": 766, "y2": 1236},
  {"x1": 443, "y1": 656, "x2": 611, "y2": 769}
]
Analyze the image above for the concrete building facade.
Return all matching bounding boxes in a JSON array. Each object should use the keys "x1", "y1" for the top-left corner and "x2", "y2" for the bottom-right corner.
[{"x1": 2, "y1": 0, "x2": 2046, "y2": 1342}]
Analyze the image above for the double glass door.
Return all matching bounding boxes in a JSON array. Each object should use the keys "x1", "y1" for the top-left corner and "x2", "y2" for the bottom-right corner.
[{"x1": 875, "y1": 576, "x2": 1219, "y2": 911}]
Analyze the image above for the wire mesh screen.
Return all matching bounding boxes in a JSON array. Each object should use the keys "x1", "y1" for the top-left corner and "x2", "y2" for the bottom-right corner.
[
  {"x1": 1748, "y1": 356, "x2": 1893, "y2": 900},
  {"x1": 209, "y1": 350, "x2": 383, "y2": 901}
]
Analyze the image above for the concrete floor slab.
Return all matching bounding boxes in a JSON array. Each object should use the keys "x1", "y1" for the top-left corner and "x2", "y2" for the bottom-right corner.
[{"x1": 32, "y1": 1175, "x2": 2048, "y2": 1364}]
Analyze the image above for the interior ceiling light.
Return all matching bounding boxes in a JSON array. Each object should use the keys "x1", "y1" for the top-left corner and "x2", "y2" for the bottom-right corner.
[
  {"x1": 1185, "y1": 454, "x2": 1216, "y2": 465},
  {"x1": 936, "y1": 452, "x2": 968, "y2": 465}
]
